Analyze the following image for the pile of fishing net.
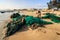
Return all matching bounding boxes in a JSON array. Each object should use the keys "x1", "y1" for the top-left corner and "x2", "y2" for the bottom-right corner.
[
  {"x1": 6, "y1": 13, "x2": 25, "y2": 36},
  {"x1": 6, "y1": 13, "x2": 53, "y2": 37},
  {"x1": 10, "y1": 13, "x2": 22, "y2": 21},
  {"x1": 25, "y1": 16, "x2": 53, "y2": 26},
  {"x1": 42, "y1": 13, "x2": 60, "y2": 23}
]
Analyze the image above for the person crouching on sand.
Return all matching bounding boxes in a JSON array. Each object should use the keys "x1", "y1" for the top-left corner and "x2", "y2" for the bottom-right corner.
[{"x1": 36, "y1": 10, "x2": 41, "y2": 18}]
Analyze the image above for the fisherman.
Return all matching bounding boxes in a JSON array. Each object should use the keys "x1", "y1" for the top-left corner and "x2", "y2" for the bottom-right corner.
[{"x1": 37, "y1": 10, "x2": 41, "y2": 18}]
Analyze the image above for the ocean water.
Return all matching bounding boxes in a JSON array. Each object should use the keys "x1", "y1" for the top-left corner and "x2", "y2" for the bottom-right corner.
[
  {"x1": 0, "y1": 12, "x2": 24, "y2": 40},
  {"x1": 0, "y1": 12, "x2": 24, "y2": 22}
]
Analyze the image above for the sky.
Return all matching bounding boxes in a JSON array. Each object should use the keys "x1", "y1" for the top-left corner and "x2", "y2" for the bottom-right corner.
[{"x1": 0, "y1": 0, "x2": 50, "y2": 9}]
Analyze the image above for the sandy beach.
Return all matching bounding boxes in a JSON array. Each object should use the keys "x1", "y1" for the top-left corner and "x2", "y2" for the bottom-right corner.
[
  {"x1": 1, "y1": 10, "x2": 60, "y2": 40},
  {"x1": 7, "y1": 23, "x2": 60, "y2": 40},
  {"x1": 0, "y1": 0, "x2": 60, "y2": 40}
]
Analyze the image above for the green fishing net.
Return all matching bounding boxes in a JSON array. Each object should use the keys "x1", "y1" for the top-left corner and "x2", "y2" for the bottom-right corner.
[{"x1": 42, "y1": 13, "x2": 60, "y2": 23}]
